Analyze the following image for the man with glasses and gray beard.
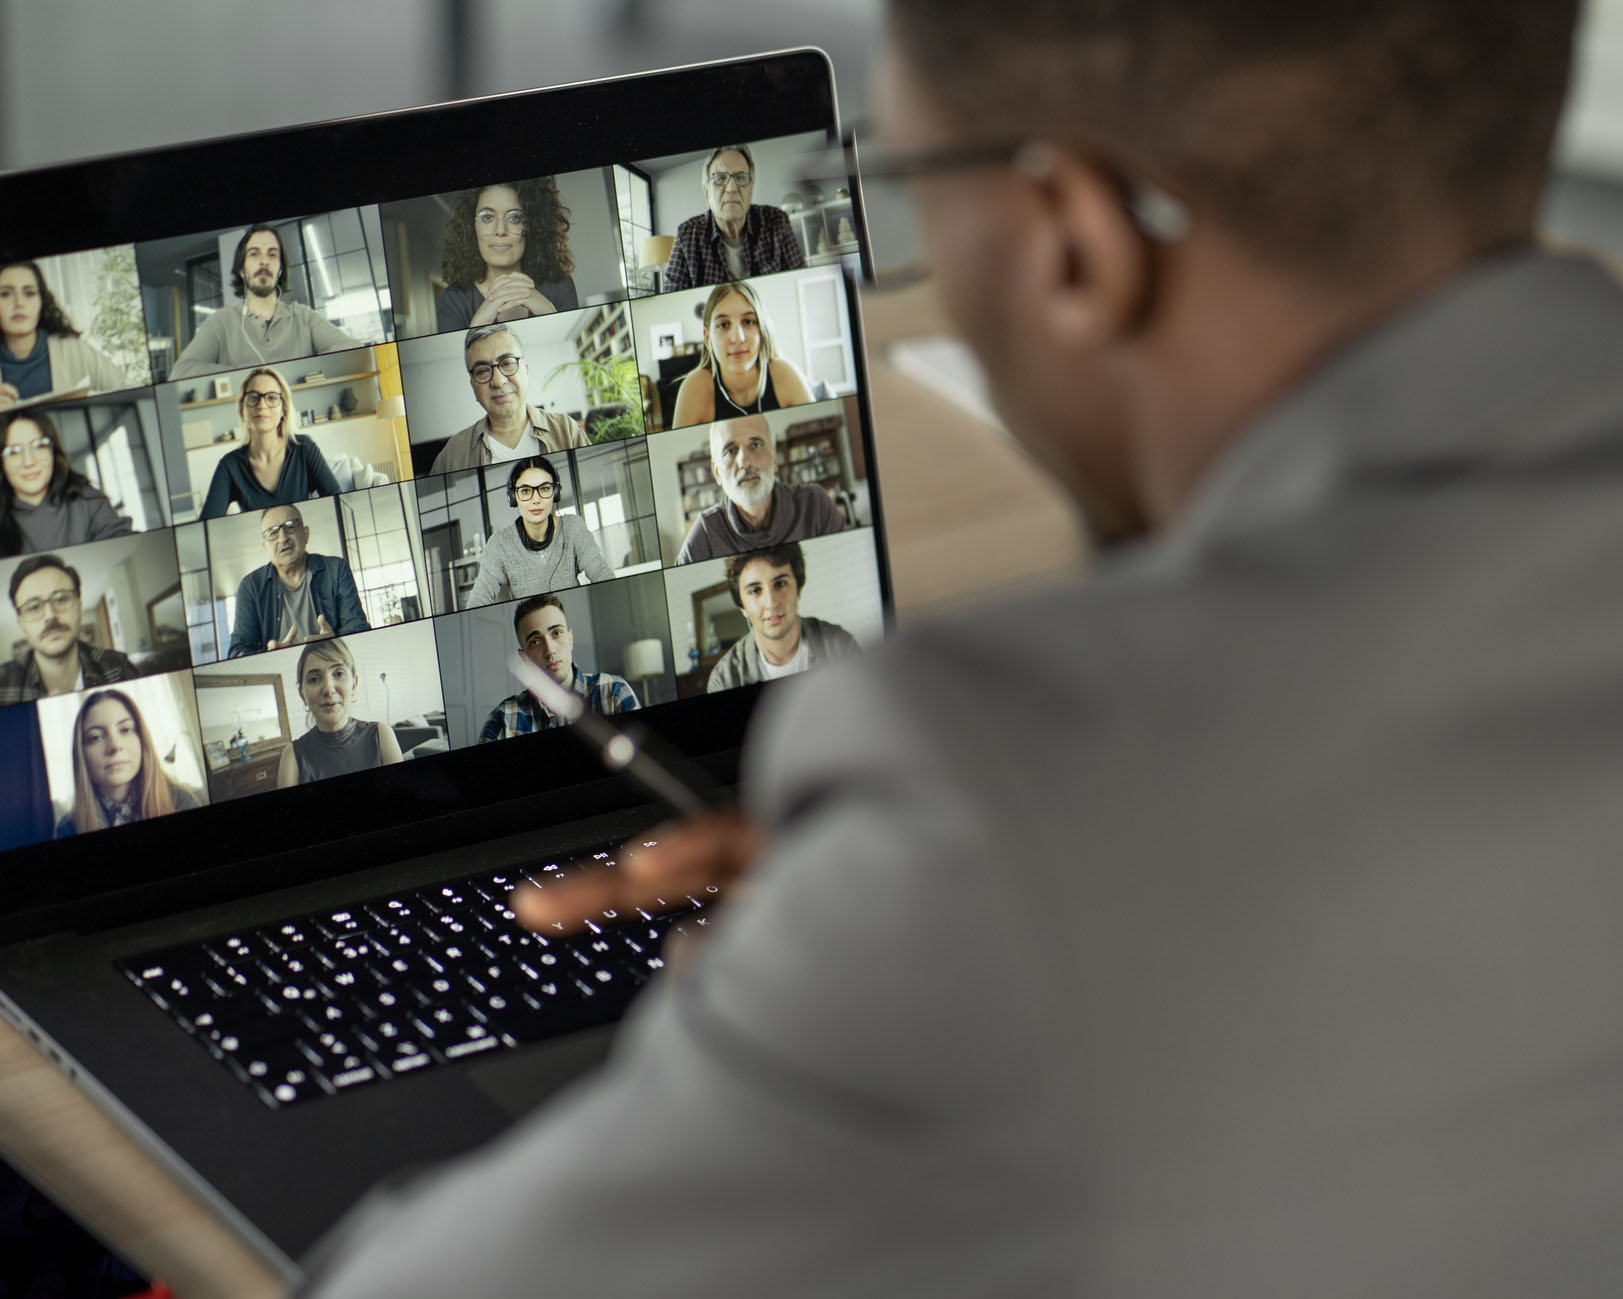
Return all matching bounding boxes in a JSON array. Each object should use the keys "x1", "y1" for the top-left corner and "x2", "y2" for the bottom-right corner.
[
  {"x1": 675, "y1": 413, "x2": 844, "y2": 564},
  {"x1": 429, "y1": 324, "x2": 591, "y2": 475}
]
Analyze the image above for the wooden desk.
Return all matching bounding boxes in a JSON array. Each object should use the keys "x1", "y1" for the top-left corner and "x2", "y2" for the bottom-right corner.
[{"x1": 0, "y1": 279, "x2": 1087, "y2": 1298}]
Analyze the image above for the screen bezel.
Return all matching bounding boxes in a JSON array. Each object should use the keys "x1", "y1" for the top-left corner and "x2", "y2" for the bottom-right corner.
[{"x1": 0, "y1": 50, "x2": 890, "y2": 936}]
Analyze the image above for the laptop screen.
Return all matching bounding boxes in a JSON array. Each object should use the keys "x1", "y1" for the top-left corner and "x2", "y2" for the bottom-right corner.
[{"x1": 0, "y1": 52, "x2": 889, "y2": 928}]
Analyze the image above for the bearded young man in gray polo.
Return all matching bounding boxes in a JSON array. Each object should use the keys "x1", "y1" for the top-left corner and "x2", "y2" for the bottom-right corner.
[
  {"x1": 168, "y1": 224, "x2": 362, "y2": 380},
  {"x1": 307, "y1": 3, "x2": 1623, "y2": 1295}
]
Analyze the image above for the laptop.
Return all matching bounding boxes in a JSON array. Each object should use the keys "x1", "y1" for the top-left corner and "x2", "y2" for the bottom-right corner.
[{"x1": 0, "y1": 50, "x2": 888, "y2": 1284}]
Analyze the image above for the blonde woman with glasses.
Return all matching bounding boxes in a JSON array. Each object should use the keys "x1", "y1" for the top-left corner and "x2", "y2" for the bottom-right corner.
[{"x1": 200, "y1": 366, "x2": 340, "y2": 519}]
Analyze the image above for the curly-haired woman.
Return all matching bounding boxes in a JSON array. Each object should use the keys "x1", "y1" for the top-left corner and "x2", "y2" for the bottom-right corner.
[{"x1": 435, "y1": 180, "x2": 579, "y2": 332}]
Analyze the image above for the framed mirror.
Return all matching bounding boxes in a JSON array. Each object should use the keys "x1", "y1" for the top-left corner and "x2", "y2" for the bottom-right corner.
[
  {"x1": 194, "y1": 672, "x2": 290, "y2": 765},
  {"x1": 690, "y1": 581, "x2": 746, "y2": 659}
]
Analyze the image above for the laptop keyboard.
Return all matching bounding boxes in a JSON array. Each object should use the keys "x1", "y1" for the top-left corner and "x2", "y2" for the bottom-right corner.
[{"x1": 118, "y1": 839, "x2": 709, "y2": 1109}]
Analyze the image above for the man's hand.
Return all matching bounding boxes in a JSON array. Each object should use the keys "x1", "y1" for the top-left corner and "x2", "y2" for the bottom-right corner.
[
  {"x1": 510, "y1": 810, "x2": 764, "y2": 938},
  {"x1": 0, "y1": 381, "x2": 19, "y2": 410},
  {"x1": 267, "y1": 625, "x2": 304, "y2": 651},
  {"x1": 314, "y1": 613, "x2": 335, "y2": 638}
]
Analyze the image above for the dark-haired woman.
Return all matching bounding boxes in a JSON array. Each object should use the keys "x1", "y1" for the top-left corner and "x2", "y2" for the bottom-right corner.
[
  {"x1": 466, "y1": 455, "x2": 612, "y2": 607},
  {"x1": 0, "y1": 410, "x2": 131, "y2": 557},
  {"x1": 1, "y1": 261, "x2": 127, "y2": 409},
  {"x1": 55, "y1": 689, "x2": 201, "y2": 837},
  {"x1": 436, "y1": 181, "x2": 579, "y2": 332}
]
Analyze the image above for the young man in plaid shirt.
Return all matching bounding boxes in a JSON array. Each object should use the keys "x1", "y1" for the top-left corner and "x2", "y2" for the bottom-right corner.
[{"x1": 477, "y1": 593, "x2": 639, "y2": 740}]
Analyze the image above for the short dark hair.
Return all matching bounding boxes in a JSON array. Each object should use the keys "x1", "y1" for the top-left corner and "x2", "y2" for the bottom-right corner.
[
  {"x1": 230, "y1": 223, "x2": 289, "y2": 298},
  {"x1": 508, "y1": 455, "x2": 559, "y2": 495},
  {"x1": 9, "y1": 553, "x2": 80, "y2": 607},
  {"x1": 513, "y1": 593, "x2": 566, "y2": 642},
  {"x1": 725, "y1": 543, "x2": 805, "y2": 608},
  {"x1": 888, "y1": 0, "x2": 1578, "y2": 278}
]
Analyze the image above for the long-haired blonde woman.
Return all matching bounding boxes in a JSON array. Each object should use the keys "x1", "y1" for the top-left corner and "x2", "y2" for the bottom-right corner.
[
  {"x1": 277, "y1": 636, "x2": 403, "y2": 788},
  {"x1": 55, "y1": 688, "x2": 200, "y2": 836},
  {"x1": 199, "y1": 365, "x2": 340, "y2": 519},
  {"x1": 669, "y1": 280, "x2": 812, "y2": 429}
]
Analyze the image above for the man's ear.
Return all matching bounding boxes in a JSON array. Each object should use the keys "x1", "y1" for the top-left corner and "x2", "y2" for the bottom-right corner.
[{"x1": 1015, "y1": 143, "x2": 1153, "y2": 347}]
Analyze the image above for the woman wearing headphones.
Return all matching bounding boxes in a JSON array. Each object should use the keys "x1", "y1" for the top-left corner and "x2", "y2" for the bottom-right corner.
[{"x1": 465, "y1": 454, "x2": 613, "y2": 608}]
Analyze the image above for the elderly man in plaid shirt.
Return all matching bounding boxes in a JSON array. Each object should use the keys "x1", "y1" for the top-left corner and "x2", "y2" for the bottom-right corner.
[
  {"x1": 662, "y1": 145, "x2": 806, "y2": 292},
  {"x1": 478, "y1": 593, "x2": 639, "y2": 740}
]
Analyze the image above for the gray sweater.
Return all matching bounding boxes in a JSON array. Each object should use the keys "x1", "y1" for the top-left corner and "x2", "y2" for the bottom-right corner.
[
  {"x1": 706, "y1": 616, "x2": 860, "y2": 692},
  {"x1": 675, "y1": 481, "x2": 846, "y2": 564},
  {"x1": 10, "y1": 489, "x2": 132, "y2": 555},
  {"x1": 168, "y1": 298, "x2": 363, "y2": 380},
  {"x1": 466, "y1": 514, "x2": 614, "y2": 606}
]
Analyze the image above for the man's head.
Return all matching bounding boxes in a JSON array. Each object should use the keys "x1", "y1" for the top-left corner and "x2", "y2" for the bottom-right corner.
[
  {"x1": 726, "y1": 543, "x2": 805, "y2": 649},
  {"x1": 887, "y1": 2, "x2": 1574, "y2": 280},
  {"x1": 709, "y1": 414, "x2": 776, "y2": 512},
  {"x1": 514, "y1": 594, "x2": 573, "y2": 685},
  {"x1": 9, "y1": 554, "x2": 82, "y2": 660},
  {"x1": 231, "y1": 224, "x2": 288, "y2": 299},
  {"x1": 465, "y1": 324, "x2": 530, "y2": 420},
  {"x1": 701, "y1": 146, "x2": 756, "y2": 230},
  {"x1": 260, "y1": 505, "x2": 308, "y2": 571},
  {"x1": 879, "y1": 1, "x2": 1579, "y2": 538}
]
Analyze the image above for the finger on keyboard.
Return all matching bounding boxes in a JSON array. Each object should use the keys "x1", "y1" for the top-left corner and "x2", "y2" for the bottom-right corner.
[{"x1": 508, "y1": 812, "x2": 761, "y2": 936}]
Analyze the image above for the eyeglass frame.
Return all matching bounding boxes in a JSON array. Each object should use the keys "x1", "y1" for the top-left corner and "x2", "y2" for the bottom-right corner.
[
  {"x1": 707, "y1": 170, "x2": 754, "y2": 190},
  {"x1": 474, "y1": 207, "x2": 526, "y2": 228},
  {"x1": 513, "y1": 481, "x2": 557, "y2": 502},
  {"x1": 16, "y1": 588, "x2": 78, "y2": 621},
  {"x1": 797, "y1": 123, "x2": 1191, "y2": 245},
  {"x1": 242, "y1": 390, "x2": 284, "y2": 408},
  {"x1": 0, "y1": 435, "x2": 53, "y2": 460},
  {"x1": 468, "y1": 353, "x2": 523, "y2": 385},
  {"x1": 261, "y1": 519, "x2": 304, "y2": 543}
]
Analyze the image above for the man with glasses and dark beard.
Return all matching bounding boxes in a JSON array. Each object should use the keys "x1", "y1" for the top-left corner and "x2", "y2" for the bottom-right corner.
[
  {"x1": 0, "y1": 554, "x2": 132, "y2": 703},
  {"x1": 662, "y1": 145, "x2": 806, "y2": 292},
  {"x1": 309, "y1": 3, "x2": 1623, "y2": 1295},
  {"x1": 429, "y1": 324, "x2": 591, "y2": 474},
  {"x1": 675, "y1": 413, "x2": 845, "y2": 563},
  {"x1": 168, "y1": 223, "x2": 361, "y2": 380}
]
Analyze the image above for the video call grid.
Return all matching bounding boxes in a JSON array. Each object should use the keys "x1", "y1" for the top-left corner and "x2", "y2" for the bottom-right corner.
[{"x1": 1, "y1": 132, "x2": 876, "y2": 848}]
